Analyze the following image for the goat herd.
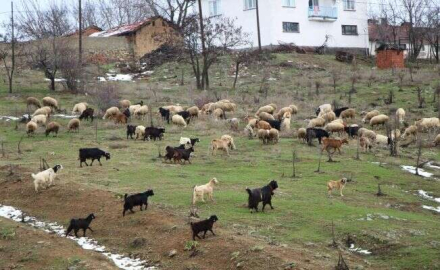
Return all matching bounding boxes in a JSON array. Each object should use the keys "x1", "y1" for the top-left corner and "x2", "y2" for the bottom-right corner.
[{"x1": 20, "y1": 96, "x2": 440, "y2": 243}]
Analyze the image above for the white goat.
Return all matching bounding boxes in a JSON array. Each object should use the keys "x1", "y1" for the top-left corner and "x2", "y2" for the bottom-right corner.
[
  {"x1": 31, "y1": 164, "x2": 63, "y2": 193},
  {"x1": 192, "y1": 177, "x2": 219, "y2": 204}
]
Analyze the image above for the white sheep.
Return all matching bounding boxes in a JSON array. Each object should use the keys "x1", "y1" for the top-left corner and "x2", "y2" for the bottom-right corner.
[
  {"x1": 192, "y1": 177, "x2": 219, "y2": 204},
  {"x1": 281, "y1": 112, "x2": 291, "y2": 131},
  {"x1": 362, "y1": 110, "x2": 380, "y2": 123},
  {"x1": 134, "y1": 105, "x2": 149, "y2": 120},
  {"x1": 31, "y1": 165, "x2": 63, "y2": 192},
  {"x1": 42, "y1": 97, "x2": 59, "y2": 110},
  {"x1": 213, "y1": 108, "x2": 225, "y2": 120},
  {"x1": 187, "y1": 106, "x2": 200, "y2": 118},
  {"x1": 258, "y1": 129, "x2": 270, "y2": 144},
  {"x1": 318, "y1": 104, "x2": 332, "y2": 114},
  {"x1": 340, "y1": 108, "x2": 356, "y2": 119},
  {"x1": 120, "y1": 99, "x2": 131, "y2": 109},
  {"x1": 32, "y1": 106, "x2": 52, "y2": 117},
  {"x1": 256, "y1": 105, "x2": 276, "y2": 115},
  {"x1": 396, "y1": 108, "x2": 405, "y2": 124},
  {"x1": 103, "y1": 107, "x2": 120, "y2": 120},
  {"x1": 415, "y1": 117, "x2": 440, "y2": 132},
  {"x1": 129, "y1": 104, "x2": 141, "y2": 115},
  {"x1": 370, "y1": 114, "x2": 389, "y2": 128},
  {"x1": 319, "y1": 111, "x2": 336, "y2": 123},
  {"x1": 26, "y1": 121, "x2": 38, "y2": 136},
  {"x1": 31, "y1": 114, "x2": 47, "y2": 126},
  {"x1": 268, "y1": 128, "x2": 279, "y2": 144},
  {"x1": 258, "y1": 111, "x2": 275, "y2": 121},
  {"x1": 359, "y1": 128, "x2": 377, "y2": 142},
  {"x1": 220, "y1": 134, "x2": 236, "y2": 150},
  {"x1": 307, "y1": 117, "x2": 326, "y2": 128},
  {"x1": 67, "y1": 118, "x2": 80, "y2": 132},
  {"x1": 135, "y1": 125, "x2": 146, "y2": 140},
  {"x1": 330, "y1": 119, "x2": 344, "y2": 125},
  {"x1": 402, "y1": 125, "x2": 418, "y2": 138},
  {"x1": 228, "y1": 118, "x2": 240, "y2": 131},
  {"x1": 325, "y1": 122, "x2": 345, "y2": 136},
  {"x1": 172, "y1": 114, "x2": 187, "y2": 127},
  {"x1": 375, "y1": 134, "x2": 390, "y2": 146},
  {"x1": 72, "y1": 102, "x2": 88, "y2": 115},
  {"x1": 163, "y1": 105, "x2": 184, "y2": 113}
]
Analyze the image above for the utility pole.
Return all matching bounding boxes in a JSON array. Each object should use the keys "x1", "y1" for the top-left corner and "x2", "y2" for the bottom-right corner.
[
  {"x1": 9, "y1": 1, "x2": 15, "y2": 94},
  {"x1": 256, "y1": 0, "x2": 262, "y2": 52},
  {"x1": 197, "y1": 0, "x2": 208, "y2": 89},
  {"x1": 78, "y1": 0, "x2": 82, "y2": 66}
]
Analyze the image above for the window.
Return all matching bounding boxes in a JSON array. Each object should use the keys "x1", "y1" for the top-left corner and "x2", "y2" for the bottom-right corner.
[
  {"x1": 309, "y1": 0, "x2": 319, "y2": 7},
  {"x1": 342, "y1": 25, "x2": 358, "y2": 35},
  {"x1": 283, "y1": 0, "x2": 295, "y2": 7},
  {"x1": 209, "y1": 0, "x2": 221, "y2": 16},
  {"x1": 283, "y1": 22, "x2": 299, "y2": 33},
  {"x1": 343, "y1": 0, "x2": 355, "y2": 10},
  {"x1": 244, "y1": 0, "x2": 256, "y2": 10}
]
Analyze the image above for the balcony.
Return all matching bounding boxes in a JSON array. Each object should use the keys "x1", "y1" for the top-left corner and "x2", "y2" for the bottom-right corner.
[{"x1": 308, "y1": 6, "x2": 338, "y2": 21}]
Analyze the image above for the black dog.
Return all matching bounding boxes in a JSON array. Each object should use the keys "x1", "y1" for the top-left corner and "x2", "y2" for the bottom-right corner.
[
  {"x1": 246, "y1": 180, "x2": 278, "y2": 213},
  {"x1": 65, "y1": 213, "x2": 95, "y2": 237},
  {"x1": 190, "y1": 215, "x2": 218, "y2": 240},
  {"x1": 123, "y1": 189, "x2": 154, "y2": 217}
]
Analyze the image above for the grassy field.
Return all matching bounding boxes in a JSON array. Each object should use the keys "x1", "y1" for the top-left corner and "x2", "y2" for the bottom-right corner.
[{"x1": 0, "y1": 53, "x2": 439, "y2": 269}]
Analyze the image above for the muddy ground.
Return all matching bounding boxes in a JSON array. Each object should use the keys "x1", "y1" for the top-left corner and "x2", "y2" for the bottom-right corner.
[{"x1": 0, "y1": 165, "x2": 371, "y2": 270}]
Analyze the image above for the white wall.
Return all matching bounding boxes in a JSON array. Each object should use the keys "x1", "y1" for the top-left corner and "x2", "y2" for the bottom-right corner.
[
  {"x1": 202, "y1": 0, "x2": 369, "y2": 49},
  {"x1": 369, "y1": 41, "x2": 434, "y2": 59}
]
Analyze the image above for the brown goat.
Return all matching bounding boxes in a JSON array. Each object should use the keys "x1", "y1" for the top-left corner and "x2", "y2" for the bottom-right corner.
[
  {"x1": 321, "y1": 138, "x2": 349, "y2": 154},
  {"x1": 255, "y1": 120, "x2": 271, "y2": 130},
  {"x1": 114, "y1": 113, "x2": 128, "y2": 124}
]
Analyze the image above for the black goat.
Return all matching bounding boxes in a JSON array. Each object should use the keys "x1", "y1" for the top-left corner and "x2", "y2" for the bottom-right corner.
[
  {"x1": 173, "y1": 147, "x2": 194, "y2": 164},
  {"x1": 79, "y1": 108, "x2": 94, "y2": 122},
  {"x1": 79, "y1": 148, "x2": 111, "y2": 167},
  {"x1": 246, "y1": 180, "x2": 278, "y2": 213},
  {"x1": 266, "y1": 119, "x2": 282, "y2": 131},
  {"x1": 144, "y1": 127, "x2": 165, "y2": 141},
  {"x1": 306, "y1": 128, "x2": 329, "y2": 145},
  {"x1": 159, "y1": 108, "x2": 170, "y2": 124},
  {"x1": 65, "y1": 213, "x2": 95, "y2": 237},
  {"x1": 126, "y1": 125, "x2": 137, "y2": 139},
  {"x1": 190, "y1": 215, "x2": 218, "y2": 240},
  {"x1": 334, "y1": 107, "x2": 349, "y2": 117},
  {"x1": 344, "y1": 125, "x2": 360, "y2": 138},
  {"x1": 190, "y1": 138, "x2": 200, "y2": 147},
  {"x1": 177, "y1": 111, "x2": 191, "y2": 124},
  {"x1": 123, "y1": 108, "x2": 131, "y2": 119},
  {"x1": 123, "y1": 189, "x2": 154, "y2": 217}
]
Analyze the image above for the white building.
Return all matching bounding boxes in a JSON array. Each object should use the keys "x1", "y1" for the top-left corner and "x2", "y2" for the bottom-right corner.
[{"x1": 201, "y1": 0, "x2": 369, "y2": 51}]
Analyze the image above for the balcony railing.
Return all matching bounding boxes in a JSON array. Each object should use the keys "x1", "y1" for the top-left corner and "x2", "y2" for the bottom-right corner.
[{"x1": 308, "y1": 6, "x2": 338, "y2": 21}]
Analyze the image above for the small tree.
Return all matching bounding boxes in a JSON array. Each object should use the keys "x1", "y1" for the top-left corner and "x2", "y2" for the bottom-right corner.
[
  {"x1": 416, "y1": 87, "x2": 425, "y2": 108},
  {"x1": 397, "y1": 70, "x2": 405, "y2": 91},
  {"x1": 330, "y1": 69, "x2": 340, "y2": 93}
]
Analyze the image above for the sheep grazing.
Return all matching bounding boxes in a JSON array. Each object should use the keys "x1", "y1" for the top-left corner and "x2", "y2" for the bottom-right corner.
[
  {"x1": 26, "y1": 121, "x2": 38, "y2": 136},
  {"x1": 208, "y1": 100, "x2": 236, "y2": 114},
  {"x1": 321, "y1": 138, "x2": 348, "y2": 154},
  {"x1": 122, "y1": 190, "x2": 154, "y2": 217},
  {"x1": 190, "y1": 215, "x2": 218, "y2": 241},
  {"x1": 391, "y1": 129, "x2": 401, "y2": 140},
  {"x1": 126, "y1": 125, "x2": 137, "y2": 139},
  {"x1": 26, "y1": 97, "x2": 41, "y2": 109},
  {"x1": 128, "y1": 104, "x2": 141, "y2": 115},
  {"x1": 72, "y1": 102, "x2": 88, "y2": 115},
  {"x1": 255, "y1": 120, "x2": 271, "y2": 130},
  {"x1": 268, "y1": 128, "x2": 279, "y2": 144},
  {"x1": 32, "y1": 106, "x2": 52, "y2": 117},
  {"x1": 280, "y1": 112, "x2": 291, "y2": 132},
  {"x1": 360, "y1": 137, "x2": 372, "y2": 151},
  {"x1": 103, "y1": 107, "x2": 120, "y2": 120},
  {"x1": 319, "y1": 111, "x2": 336, "y2": 123},
  {"x1": 258, "y1": 129, "x2": 270, "y2": 144},
  {"x1": 201, "y1": 102, "x2": 213, "y2": 114},
  {"x1": 211, "y1": 139, "x2": 231, "y2": 156},
  {"x1": 315, "y1": 104, "x2": 332, "y2": 116},
  {"x1": 45, "y1": 121, "x2": 61, "y2": 137},
  {"x1": 297, "y1": 128, "x2": 307, "y2": 142},
  {"x1": 331, "y1": 119, "x2": 344, "y2": 124},
  {"x1": 114, "y1": 112, "x2": 128, "y2": 124},
  {"x1": 172, "y1": 114, "x2": 187, "y2": 127},
  {"x1": 396, "y1": 108, "x2": 405, "y2": 124},
  {"x1": 306, "y1": 128, "x2": 329, "y2": 145},
  {"x1": 370, "y1": 114, "x2": 389, "y2": 129},
  {"x1": 258, "y1": 111, "x2": 275, "y2": 121},
  {"x1": 228, "y1": 118, "x2": 239, "y2": 131},
  {"x1": 246, "y1": 180, "x2": 278, "y2": 213},
  {"x1": 79, "y1": 148, "x2": 110, "y2": 167},
  {"x1": 163, "y1": 105, "x2": 184, "y2": 114},
  {"x1": 42, "y1": 96, "x2": 59, "y2": 110},
  {"x1": 159, "y1": 107, "x2": 170, "y2": 124},
  {"x1": 31, "y1": 114, "x2": 47, "y2": 126},
  {"x1": 67, "y1": 118, "x2": 80, "y2": 132},
  {"x1": 362, "y1": 110, "x2": 380, "y2": 123},
  {"x1": 144, "y1": 127, "x2": 165, "y2": 141},
  {"x1": 375, "y1": 134, "x2": 391, "y2": 146},
  {"x1": 325, "y1": 122, "x2": 345, "y2": 136},
  {"x1": 79, "y1": 108, "x2": 94, "y2": 122},
  {"x1": 256, "y1": 105, "x2": 276, "y2": 115},
  {"x1": 245, "y1": 116, "x2": 258, "y2": 128},
  {"x1": 276, "y1": 105, "x2": 298, "y2": 120},
  {"x1": 120, "y1": 99, "x2": 131, "y2": 109},
  {"x1": 434, "y1": 134, "x2": 440, "y2": 146},
  {"x1": 334, "y1": 107, "x2": 349, "y2": 117},
  {"x1": 415, "y1": 117, "x2": 440, "y2": 132},
  {"x1": 66, "y1": 214, "x2": 95, "y2": 237},
  {"x1": 179, "y1": 137, "x2": 200, "y2": 147},
  {"x1": 220, "y1": 135, "x2": 236, "y2": 150},
  {"x1": 134, "y1": 125, "x2": 145, "y2": 140},
  {"x1": 177, "y1": 111, "x2": 191, "y2": 124},
  {"x1": 31, "y1": 164, "x2": 63, "y2": 192},
  {"x1": 213, "y1": 108, "x2": 225, "y2": 120},
  {"x1": 187, "y1": 106, "x2": 200, "y2": 118},
  {"x1": 173, "y1": 147, "x2": 194, "y2": 164},
  {"x1": 358, "y1": 128, "x2": 377, "y2": 142},
  {"x1": 340, "y1": 108, "x2": 356, "y2": 120},
  {"x1": 193, "y1": 178, "x2": 219, "y2": 204},
  {"x1": 402, "y1": 125, "x2": 418, "y2": 138},
  {"x1": 307, "y1": 117, "x2": 326, "y2": 128}
]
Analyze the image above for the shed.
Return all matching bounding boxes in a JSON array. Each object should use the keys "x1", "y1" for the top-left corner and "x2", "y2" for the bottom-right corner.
[{"x1": 375, "y1": 44, "x2": 405, "y2": 69}]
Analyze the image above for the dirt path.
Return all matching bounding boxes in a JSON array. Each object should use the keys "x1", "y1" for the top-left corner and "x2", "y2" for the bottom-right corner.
[{"x1": 0, "y1": 166, "x2": 371, "y2": 270}]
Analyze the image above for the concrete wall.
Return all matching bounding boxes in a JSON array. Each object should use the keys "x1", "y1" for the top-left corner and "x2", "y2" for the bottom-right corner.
[{"x1": 202, "y1": 0, "x2": 369, "y2": 49}]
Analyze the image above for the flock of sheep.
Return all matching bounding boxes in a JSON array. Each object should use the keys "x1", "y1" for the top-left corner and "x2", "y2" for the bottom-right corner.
[{"x1": 17, "y1": 94, "x2": 440, "y2": 245}]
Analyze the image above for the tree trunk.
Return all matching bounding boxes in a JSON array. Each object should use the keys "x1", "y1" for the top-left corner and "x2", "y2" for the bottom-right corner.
[
  {"x1": 233, "y1": 61, "x2": 240, "y2": 89},
  {"x1": 50, "y1": 78, "x2": 55, "y2": 91}
]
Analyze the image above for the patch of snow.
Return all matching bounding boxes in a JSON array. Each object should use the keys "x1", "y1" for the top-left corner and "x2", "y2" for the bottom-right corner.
[
  {"x1": 401, "y1": 165, "x2": 434, "y2": 178},
  {"x1": 141, "y1": 71, "x2": 154, "y2": 75},
  {"x1": 44, "y1": 78, "x2": 66, "y2": 82},
  {"x1": 349, "y1": 244, "x2": 371, "y2": 255},
  {"x1": 0, "y1": 205, "x2": 155, "y2": 270},
  {"x1": 422, "y1": 205, "x2": 440, "y2": 213},
  {"x1": 418, "y1": 190, "x2": 440, "y2": 203},
  {"x1": 0, "y1": 116, "x2": 19, "y2": 121},
  {"x1": 53, "y1": 114, "x2": 78, "y2": 119},
  {"x1": 427, "y1": 162, "x2": 440, "y2": 170},
  {"x1": 268, "y1": 77, "x2": 277, "y2": 81},
  {"x1": 98, "y1": 77, "x2": 107, "y2": 82},
  {"x1": 106, "y1": 74, "x2": 134, "y2": 82}
]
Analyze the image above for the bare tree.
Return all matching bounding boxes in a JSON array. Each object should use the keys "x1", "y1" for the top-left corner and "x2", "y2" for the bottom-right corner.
[
  {"x1": 0, "y1": 2, "x2": 16, "y2": 93},
  {"x1": 145, "y1": 0, "x2": 195, "y2": 29},
  {"x1": 95, "y1": 0, "x2": 152, "y2": 29},
  {"x1": 424, "y1": 1, "x2": 439, "y2": 63}
]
